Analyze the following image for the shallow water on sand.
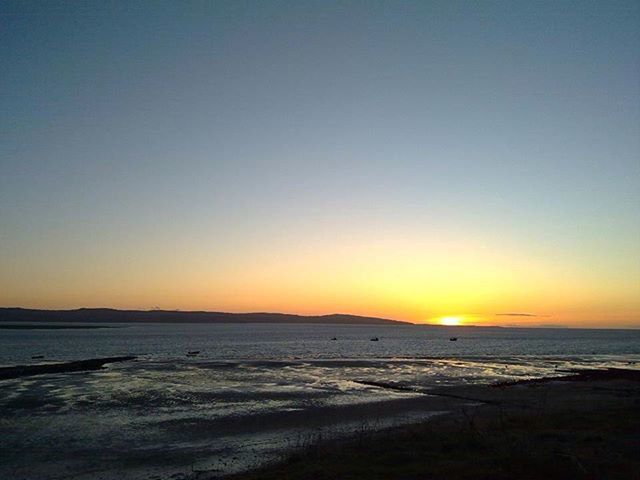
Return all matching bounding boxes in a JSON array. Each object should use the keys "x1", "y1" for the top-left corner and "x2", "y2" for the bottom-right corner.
[{"x1": 1, "y1": 323, "x2": 639, "y2": 479}]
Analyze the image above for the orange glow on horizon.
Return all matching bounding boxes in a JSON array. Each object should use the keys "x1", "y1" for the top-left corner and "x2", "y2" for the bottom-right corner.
[{"x1": 2, "y1": 226, "x2": 639, "y2": 329}]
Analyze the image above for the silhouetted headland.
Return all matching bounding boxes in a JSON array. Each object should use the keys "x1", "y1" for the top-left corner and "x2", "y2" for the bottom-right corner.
[{"x1": 0, "y1": 307, "x2": 410, "y2": 325}]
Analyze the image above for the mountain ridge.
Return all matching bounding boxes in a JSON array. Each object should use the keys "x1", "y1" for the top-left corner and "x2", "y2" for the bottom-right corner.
[{"x1": 0, "y1": 307, "x2": 412, "y2": 325}]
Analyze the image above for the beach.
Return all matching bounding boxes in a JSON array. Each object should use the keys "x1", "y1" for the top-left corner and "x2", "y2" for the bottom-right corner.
[
  {"x1": 1, "y1": 324, "x2": 639, "y2": 479},
  {"x1": 227, "y1": 369, "x2": 640, "y2": 480}
]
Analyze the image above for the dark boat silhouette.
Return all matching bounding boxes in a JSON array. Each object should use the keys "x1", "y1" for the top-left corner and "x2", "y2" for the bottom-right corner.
[
  {"x1": 449, "y1": 337, "x2": 457, "y2": 341},
  {"x1": 31, "y1": 355, "x2": 44, "y2": 359},
  {"x1": 331, "y1": 337, "x2": 337, "y2": 341},
  {"x1": 186, "y1": 351, "x2": 200, "y2": 356},
  {"x1": 370, "y1": 337, "x2": 379, "y2": 342}
]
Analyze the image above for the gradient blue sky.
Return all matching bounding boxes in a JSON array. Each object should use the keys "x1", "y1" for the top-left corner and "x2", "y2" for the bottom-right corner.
[{"x1": 1, "y1": 1, "x2": 639, "y2": 326}]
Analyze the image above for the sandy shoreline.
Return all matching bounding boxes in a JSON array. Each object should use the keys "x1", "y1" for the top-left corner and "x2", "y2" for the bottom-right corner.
[
  {"x1": 2, "y1": 361, "x2": 638, "y2": 480},
  {"x1": 221, "y1": 369, "x2": 640, "y2": 480}
]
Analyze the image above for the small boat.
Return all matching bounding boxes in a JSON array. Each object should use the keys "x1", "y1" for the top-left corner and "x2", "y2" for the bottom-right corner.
[
  {"x1": 449, "y1": 337, "x2": 457, "y2": 342},
  {"x1": 370, "y1": 337, "x2": 379, "y2": 342},
  {"x1": 186, "y1": 351, "x2": 200, "y2": 356},
  {"x1": 31, "y1": 355, "x2": 44, "y2": 359},
  {"x1": 331, "y1": 337, "x2": 337, "y2": 341}
]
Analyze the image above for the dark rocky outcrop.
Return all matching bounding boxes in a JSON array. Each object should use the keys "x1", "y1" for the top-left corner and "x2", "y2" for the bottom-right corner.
[
  {"x1": 493, "y1": 367, "x2": 640, "y2": 387},
  {"x1": 0, "y1": 356, "x2": 136, "y2": 380}
]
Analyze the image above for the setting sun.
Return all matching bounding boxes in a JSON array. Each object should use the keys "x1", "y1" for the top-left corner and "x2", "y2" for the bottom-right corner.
[{"x1": 439, "y1": 316, "x2": 463, "y2": 326}]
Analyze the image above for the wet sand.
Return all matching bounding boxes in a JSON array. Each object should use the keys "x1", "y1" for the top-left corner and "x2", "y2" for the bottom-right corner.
[
  {"x1": 2, "y1": 359, "x2": 638, "y2": 480},
  {"x1": 224, "y1": 369, "x2": 640, "y2": 480}
]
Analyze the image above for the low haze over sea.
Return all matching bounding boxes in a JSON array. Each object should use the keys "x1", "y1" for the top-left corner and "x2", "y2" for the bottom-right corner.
[{"x1": 1, "y1": 322, "x2": 638, "y2": 479}]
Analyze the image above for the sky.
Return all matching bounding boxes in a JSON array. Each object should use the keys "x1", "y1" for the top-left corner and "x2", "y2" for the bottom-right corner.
[{"x1": 1, "y1": 1, "x2": 639, "y2": 327}]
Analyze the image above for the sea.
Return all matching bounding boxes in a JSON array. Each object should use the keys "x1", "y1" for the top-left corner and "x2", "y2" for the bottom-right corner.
[{"x1": 1, "y1": 322, "x2": 639, "y2": 480}]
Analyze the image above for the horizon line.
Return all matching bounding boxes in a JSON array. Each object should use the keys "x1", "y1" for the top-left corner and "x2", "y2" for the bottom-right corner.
[{"x1": 1, "y1": 306, "x2": 639, "y2": 330}]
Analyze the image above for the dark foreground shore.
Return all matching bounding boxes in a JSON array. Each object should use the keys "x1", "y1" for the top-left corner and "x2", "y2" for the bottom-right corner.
[{"x1": 224, "y1": 369, "x2": 640, "y2": 480}]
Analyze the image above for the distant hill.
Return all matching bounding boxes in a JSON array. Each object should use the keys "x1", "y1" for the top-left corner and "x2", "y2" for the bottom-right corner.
[{"x1": 0, "y1": 307, "x2": 411, "y2": 325}]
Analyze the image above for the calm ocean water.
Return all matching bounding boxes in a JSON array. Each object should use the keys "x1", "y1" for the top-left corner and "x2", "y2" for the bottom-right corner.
[
  {"x1": 1, "y1": 323, "x2": 639, "y2": 479},
  {"x1": 2, "y1": 322, "x2": 640, "y2": 362}
]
